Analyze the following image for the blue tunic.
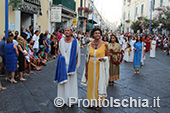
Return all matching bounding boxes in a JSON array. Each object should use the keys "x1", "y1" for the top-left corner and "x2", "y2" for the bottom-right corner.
[
  {"x1": 4, "y1": 43, "x2": 18, "y2": 71},
  {"x1": 133, "y1": 42, "x2": 142, "y2": 70}
]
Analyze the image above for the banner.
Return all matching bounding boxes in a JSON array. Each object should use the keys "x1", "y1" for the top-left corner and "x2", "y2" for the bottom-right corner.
[
  {"x1": 51, "y1": 7, "x2": 62, "y2": 23},
  {"x1": 72, "y1": 19, "x2": 77, "y2": 25}
]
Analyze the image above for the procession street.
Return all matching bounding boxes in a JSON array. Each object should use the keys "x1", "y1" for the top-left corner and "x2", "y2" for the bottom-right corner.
[{"x1": 0, "y1": 47, "x2": 170, "y2": 113}]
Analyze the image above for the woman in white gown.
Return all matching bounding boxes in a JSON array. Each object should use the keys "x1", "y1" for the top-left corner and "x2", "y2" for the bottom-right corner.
[
  {"x1": 150, "y1": 37, "x2": 156, "y2": 58},
  {"x1": 122, "y1": 36, "x2": 127, "y2": 51},
  {"x1": 124, "y1": 43, "x2": 131, "y2": 62},
  {"x1": 129, "y1": 35, "x2": 136, "y2": 62}
]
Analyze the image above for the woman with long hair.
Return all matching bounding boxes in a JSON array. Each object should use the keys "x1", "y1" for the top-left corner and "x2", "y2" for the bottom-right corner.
[
  {"x1": 133, "y1": 36, "x2": 143, "y2": 74},
  {"x1": 108, "y1": 35, "x2": 122, "y2": 85}
]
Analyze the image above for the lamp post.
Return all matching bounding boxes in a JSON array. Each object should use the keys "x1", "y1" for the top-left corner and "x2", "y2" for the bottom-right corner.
[
  {"x1": 149, "y1": 0, "x2": 153, "y2": 36},
  {"x1": 5, "y1": 0, "x2": 9, "y2": 40},
  {"x1": 92, "y1": 0, "x2": 94, "y2": 29}
]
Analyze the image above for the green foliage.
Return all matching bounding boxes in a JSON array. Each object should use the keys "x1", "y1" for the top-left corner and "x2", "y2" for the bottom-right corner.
[{"x1": 157, "y1": 6, "x2": 170, "y2": 30}]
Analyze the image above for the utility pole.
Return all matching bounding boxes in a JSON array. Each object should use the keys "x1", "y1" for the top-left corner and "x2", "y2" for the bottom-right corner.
[
  {"x1": 149, "y1": 0, "x2": 153, "y2": 36},
  {"x1": 5, "y1": 0, "x2": 9, "y2": 39}
]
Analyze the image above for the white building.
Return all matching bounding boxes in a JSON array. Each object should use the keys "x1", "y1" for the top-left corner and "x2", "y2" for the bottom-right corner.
[{"x1": 121, "y1": 0, "x2": 170, "y2": 33}]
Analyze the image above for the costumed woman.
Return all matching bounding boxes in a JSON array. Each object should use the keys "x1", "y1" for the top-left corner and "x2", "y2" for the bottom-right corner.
[
  {"x1": 150, "y1": 36, "x2": 156, "y2": 58},
  {"x1": 133, "y1": 36, "x2": 143, "y2": 74},
  {"x1": 108, "y1": 35, "x2": 123, "y2": 85},
  {"x1": 81, "y1": 28, "x2": 109, "y2": 110}
]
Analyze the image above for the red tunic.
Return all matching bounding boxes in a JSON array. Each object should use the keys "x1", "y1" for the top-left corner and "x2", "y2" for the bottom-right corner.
[{"x1": 145, "y1": 37, "x2": 151, "y2": 52}]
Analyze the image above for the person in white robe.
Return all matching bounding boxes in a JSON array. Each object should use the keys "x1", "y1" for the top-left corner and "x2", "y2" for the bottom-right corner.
[
  {"x1": 129, "y1": 36, "x2": 136, "y2": 62},
  {"x1": 57, "y1": 27, "x2": 80, "y2": 106},
  {"x1": 122, "y1": 36, "x2": 127, "y2": 52},
  {"x1": 150, "y1": 37, "x2": 156, "y2": 58},
  {"x1": 123, "y1": 43, "x2": 131, "y2": 62}
]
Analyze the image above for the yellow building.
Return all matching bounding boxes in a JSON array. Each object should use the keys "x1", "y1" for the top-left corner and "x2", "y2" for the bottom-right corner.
[
  {"x1": 0, "y1": 0, "x2": 50, "y2": 39},
  {"x1": 0, "y1": 0, "x2": 50, "y2": 62}
]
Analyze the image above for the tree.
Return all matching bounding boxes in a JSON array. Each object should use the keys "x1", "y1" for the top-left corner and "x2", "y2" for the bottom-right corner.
[
  {"x1": 131, "y1": 20, "x2": 141, "y2": 33},
  {"x1": 157, "y1": 6, "x2": 170, "y2": 31}
]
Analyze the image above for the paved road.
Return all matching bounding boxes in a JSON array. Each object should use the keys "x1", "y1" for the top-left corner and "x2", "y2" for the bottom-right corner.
[{"x1": 0, "y1": 47, "x2": 170, "y2": 113}]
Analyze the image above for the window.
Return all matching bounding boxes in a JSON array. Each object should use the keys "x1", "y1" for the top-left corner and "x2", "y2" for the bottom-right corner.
[
  {"x1": 141, "y1": 4, "x2": 144, "y2": 15},
  {"x1": 123, "y1": 12, "x2": 126, "y2": 20},
  {"x1": 160, "y1": 0, "x2": 163, "y2": 7},
  {"x1": 88, "y1": 3, "x2": 90, "y2": 8},
  {"x1": 128, "y1": 10, "x2": 130, "y2": 20},
  {"x1": 136, "y1": 7, "x2": 138, "y2": 16},
  {"x1": 153, "y1": 0, "x2": 155, "y2": 10},
  {"x1": 80, "y1": 0, "x2": 83, "y2": 7},
  {"x1": 124, "y1": 0, "x2": 126, "y2": 5}
]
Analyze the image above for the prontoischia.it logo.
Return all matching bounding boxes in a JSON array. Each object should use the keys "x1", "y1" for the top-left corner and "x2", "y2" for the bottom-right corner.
[{"x1": 54, "y1": 97, "x2": 161, "y2": 108}]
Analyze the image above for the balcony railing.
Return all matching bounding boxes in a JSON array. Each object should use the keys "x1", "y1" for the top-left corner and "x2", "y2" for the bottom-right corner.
[
  {"x1": 53, "y1": 0, "x2": 76, "y2": 11},
  {"x1": 125, "y1": 19, "x2": 130, "y2": 23}
]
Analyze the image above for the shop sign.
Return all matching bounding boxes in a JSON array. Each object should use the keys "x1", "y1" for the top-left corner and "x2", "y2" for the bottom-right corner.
[
  {"x1": 51, "y1": 7, "x2": 62, "y2": 23},
  {"x1": 18, "y1": 3, "x2": 40, "y2": 14},
  {"x1": 24, "y1": 0, "x2": 41, "y2": 6},
  {"x1": 72, "y1": 19, "x2": 77, "y2": 25},
  {"x1": 10, "y1": 0, "x2": 22, "y2": 9}
]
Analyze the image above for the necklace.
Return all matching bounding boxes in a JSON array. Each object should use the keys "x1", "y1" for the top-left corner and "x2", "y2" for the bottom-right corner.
[
  {"x1": 65, "y1": 42, "x2": 70, "y2": 53},
  {"x1": 94, "y1": 43, "x2": 98, "y2": 49}
]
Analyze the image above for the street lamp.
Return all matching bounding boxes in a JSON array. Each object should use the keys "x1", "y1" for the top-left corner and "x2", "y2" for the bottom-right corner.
[
  {"x1": 92, "y1": 0, "x2": 94, "y2": 29},
  {"x1": 149, "y1": 0, "x2": 153, "y2": 36},
  {"x1": 5, "y1": 0, "x2": 9, "y2": 39}
]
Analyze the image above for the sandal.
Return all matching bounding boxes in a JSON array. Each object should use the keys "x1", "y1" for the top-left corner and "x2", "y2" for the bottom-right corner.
[
  {"x1": 29, "y1": 71, "x2": 34, "y2": 74},
  {"x1": 11, "y1": 79, "x2": 17, "y2": 84},
  {"x1": 20, "y1": 78, "x2": 27, "y2": 82},
  {"x1": 87, "y1": 106, "x2": 93, "y2": 109},
  {"x1": 5, "y1": 77, "x2": 11, "y2": 82},
  {"x1": 95, "y1": 106, "x2": 101, "y2": 110},
  {"x1": 23, "y1": 73, "x2": 29, "y2": 76},
  {"x1": 0, "y1": 87, "x2": 7, "y2": 91}
]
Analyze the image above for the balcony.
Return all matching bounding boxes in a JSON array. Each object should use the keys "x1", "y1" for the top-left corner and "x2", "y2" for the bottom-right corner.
[
  {"x1": 53, "y1": 0, "x2": 76, "y2": 11},
  {"x1": 125, "y1": 19, "x2": 130, "y2": 23},
  {"x1": 154, "y1": 6, "x2": 164, "y2": 11},
  {"x1": 137, "y1": 15, "x2": 144, "y2": 20}
]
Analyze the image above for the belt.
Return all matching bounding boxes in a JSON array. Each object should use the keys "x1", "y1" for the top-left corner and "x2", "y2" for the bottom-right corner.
[{"x1": 90, "y1": 57, "x2": 100, "y2": 61}]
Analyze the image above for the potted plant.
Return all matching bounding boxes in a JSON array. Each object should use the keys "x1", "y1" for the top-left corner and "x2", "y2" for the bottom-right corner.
[
  {"x1": 89, "y1": 9, "x2": 92, "y2": 14},
  {"x1": 78, "y1": 7, "x2": 84, "y2": 16}
]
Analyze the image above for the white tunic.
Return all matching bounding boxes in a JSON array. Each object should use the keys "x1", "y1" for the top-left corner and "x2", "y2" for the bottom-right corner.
[
  {"x1": 122, "y1": 39, "x2": 127, "y2": 51},
  {"x1": 57, "y1": 38, "x2": 81, "y2": 106},
  {"x1": 123, "y1": 48, "x2": 131, "y2": 62},
  {"x1": 150, "y1": 40, "x2": 156, "y2": 58},
  {"x1": 129, "y1": 40, "x2": 136, "y2": 62}
]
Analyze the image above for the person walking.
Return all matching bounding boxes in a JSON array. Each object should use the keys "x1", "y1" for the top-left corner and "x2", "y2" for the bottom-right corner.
[
  {"x1": 150, "y1": 36, "x2": 156, "y2": 58},
  {"x1": 133, "y1": 36, "x2": 143, "y2": 74},
  {"x1": 108, "y1": 35, "x2": 122, "y2": 85},
  {"x1": 81, "y1": 28, "x2": 109, "y2": 110},
  {"x1": 54, "y1": 27, "x2": 81, "y2": 106}
]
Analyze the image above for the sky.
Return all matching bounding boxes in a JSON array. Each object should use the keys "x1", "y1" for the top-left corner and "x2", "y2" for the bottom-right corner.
[{"x1": 94, "y1": 0, "x2": 123, "y2": 23}]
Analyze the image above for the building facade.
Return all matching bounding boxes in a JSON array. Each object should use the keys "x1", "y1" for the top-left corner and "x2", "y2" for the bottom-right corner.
[
  {"x1": 121, "y1": 0, "x2": 170, "y2": 33},
  {"x1": 51, "y1": 0, "x2": 76, "y2": 32},
  {"x1": 0, "y1": 0, "x2": 50, "y2": 39}
]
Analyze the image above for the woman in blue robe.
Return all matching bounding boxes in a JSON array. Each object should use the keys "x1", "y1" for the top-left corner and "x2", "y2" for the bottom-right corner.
[{"x1": 133, "y1": 36, "x2": 142, "y2": 74}]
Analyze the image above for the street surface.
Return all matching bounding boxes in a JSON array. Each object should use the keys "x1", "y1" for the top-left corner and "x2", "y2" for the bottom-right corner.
[{"x1": 0, "y1": 47, "x2": 170, "y2": 113}]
